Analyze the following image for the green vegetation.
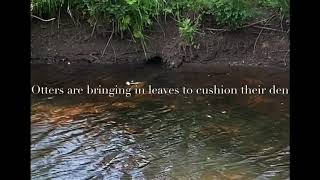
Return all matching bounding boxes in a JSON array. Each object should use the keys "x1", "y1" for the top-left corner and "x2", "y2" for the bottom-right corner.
[
  {"x1": 31, "y1": 0, "x2": 289, "y2": 45},
  {"x1": 209, "y1": 0, "x2": 254, "y2": 28},
  {"x1": 178, "y1": 18, "x2": 199, "y2": 45},
  {"x1": 258, "y1": 0, "x2": 289, "y2": 15}
]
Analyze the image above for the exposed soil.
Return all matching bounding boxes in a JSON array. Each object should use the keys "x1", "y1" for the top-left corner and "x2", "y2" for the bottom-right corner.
[{"x1": 31, "y1": 14, "x2": 290, "y2": 69}]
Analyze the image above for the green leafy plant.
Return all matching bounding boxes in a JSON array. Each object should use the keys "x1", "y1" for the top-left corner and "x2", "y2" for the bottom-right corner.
[
  {"x1": 208, "y1": 0, "x2": 254, "y2": 28},
  {"x1": 179, "y1": 18, "x2": 198, "y2": 44}
]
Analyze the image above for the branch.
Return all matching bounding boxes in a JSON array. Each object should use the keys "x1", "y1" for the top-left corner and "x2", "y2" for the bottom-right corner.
[
  {"x1": 253, "y1": 14, "x2": 276, "y2": 54},
  {"x1": 206, "y1": 14, "x2": 277, "y2": 32},
  {"x1": 206, "y1": 28, "x2": 229, "y2": 32},
  {"x1": 241, "y1": 16, "x2": 274, "y2": 28},
  {"x1": 283, "y1": 50, "x2": 289, "y2": 67},
  {"x1": 101, "y1": 23, "x2": 114, "y2": 58},
  {"x1": 31, "y1": 15, "x2": 55, "y2": 22},
  {"x1": 252, "y1": 26, "x2": 286, "y2": 33}
]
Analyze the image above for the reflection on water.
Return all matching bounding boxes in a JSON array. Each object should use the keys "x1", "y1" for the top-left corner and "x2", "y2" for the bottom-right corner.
[{"x1": 31, "y1": 64, "x2": 289, "y2": 180}]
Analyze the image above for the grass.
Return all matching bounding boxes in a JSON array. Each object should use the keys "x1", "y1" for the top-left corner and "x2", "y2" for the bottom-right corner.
[{"x1": 31, "y1": 0, "x2": 289, "y2": 45}]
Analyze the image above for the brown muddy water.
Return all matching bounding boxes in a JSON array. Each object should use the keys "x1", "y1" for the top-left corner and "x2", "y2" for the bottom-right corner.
[{"x1": 31, "y1": 64, "x2": 289, "y2": 180}]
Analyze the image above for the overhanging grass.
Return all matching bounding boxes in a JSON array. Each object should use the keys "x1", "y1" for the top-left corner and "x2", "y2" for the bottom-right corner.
[{"x1": 31, "y1": 0, "x2": 289, "y2": 44}]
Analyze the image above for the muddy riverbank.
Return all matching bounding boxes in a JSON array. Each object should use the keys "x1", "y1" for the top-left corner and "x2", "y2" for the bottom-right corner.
[{"x1": 31, "y1": 15, "x2": 289, "y2": 69}]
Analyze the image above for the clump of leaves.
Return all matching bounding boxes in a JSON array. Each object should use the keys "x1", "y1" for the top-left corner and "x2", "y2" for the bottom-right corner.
[{"x1": 178, "y1": 18, "x2": 199, "y2": 45}]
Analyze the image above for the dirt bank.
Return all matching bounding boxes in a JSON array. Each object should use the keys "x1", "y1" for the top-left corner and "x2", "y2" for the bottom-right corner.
[{"x1": 31, "y1": 15, "x2": 289, "y2": 69}]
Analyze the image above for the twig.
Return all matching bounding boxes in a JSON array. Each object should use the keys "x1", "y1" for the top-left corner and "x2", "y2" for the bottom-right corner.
[
  {"x1": 101, "y1": 31, "x2": 114, "y2": 57},
  {"x1": 68, "y1": 31, "x2": 81, "y2": 43},
  {"x1": 101, "y1": 23, "x2": 114, "y2": 58},
  {"x1": 280, "y1": 28, "x2": 290, "y2": 41},
  {"x1": 67, "y1": 3, "x2": 77, "y2": 26},
  {"x1": 253, "y1": 15, "x2": 276, "y2": 54},
  {"x1": 170, "y1": 16, "x2": 179, "y2": 23},
  {"x1": 31, "y1": 15, "x2": 55, "y2": 22},
  {"x1": 283, "y1": 50, "x2": 289, "y2": 67},
  {"x1": 154, "y1": 17, "x2": 166, "y2": 38},
  {"x1": 111, "y1": 44, "x2": 117, "y2": 62},
  {"x1": 270, "y1": 50, "x2": 290, "y2": 53},
  {"x1": 280, "y1": 14, "x2": 284, "y2": 32},
  {"x1": 206, "y1": 41, "x2": 209, "y2": 55},
  {"x1": 89, "y1": 53, "x2": 99, "y2": 60},
  {"x1": 91, "y1": 20, "x2": 97, "y2": 37},
  {"x1": 57, "y1": 6, "x2": 61, "y2": 28},
  {"x1": 118, "y1": 51, "x2": 144, "y2": 56},
  {"x1": 128, "y1": 28, "x2": 137, "y2": 43},
  {"x1": 141, "y1": 39, "x2": 148, "y2": 60},
  {"x1": 206, "y1": 15, "x2": 276, "y2": 32},
  {"x1": 252, "y1": 26, "x2": 286, "y2": 33},
  {"x1": 206, "y1": 28, "x2": 229, "y2": 32},
  {"x1": 253, "y1": 30, "x2": 263, "y2": 54},
  {"x1": 241, "y1": 16, "x2": 274, "y2": 28}
]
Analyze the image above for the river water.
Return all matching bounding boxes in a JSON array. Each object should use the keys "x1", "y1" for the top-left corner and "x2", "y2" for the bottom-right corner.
[{"x1": 31, "y1": 64, "x2": 289, "y2": 180}]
